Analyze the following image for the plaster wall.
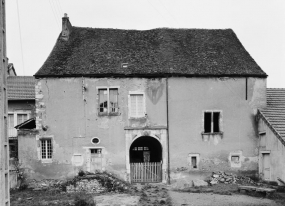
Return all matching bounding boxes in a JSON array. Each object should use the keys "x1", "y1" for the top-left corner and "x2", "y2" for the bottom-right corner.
[
  {"x1": 258, "y1": 119, "x2": 285, "y2": 184},
  {"x1": 168, "y1": 77, "x2": 266, "y2": 183},
  {"x1": 31, "y1": 77, "x2": 167, "y2": 180}
]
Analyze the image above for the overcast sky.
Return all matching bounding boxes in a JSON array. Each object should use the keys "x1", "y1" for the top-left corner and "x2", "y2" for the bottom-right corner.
[{"x1": 6, "y1": 0, "x2": 285, "y2": 88}]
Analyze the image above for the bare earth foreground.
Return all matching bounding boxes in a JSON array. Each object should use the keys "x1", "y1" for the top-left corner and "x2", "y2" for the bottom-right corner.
[{"x1": 169, "y1": 191, "x2": 282, "y2": 206}]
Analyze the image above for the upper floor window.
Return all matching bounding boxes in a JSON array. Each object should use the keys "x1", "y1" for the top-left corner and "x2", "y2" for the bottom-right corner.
[
  {"x1": 98, "y1": 87, "x2": 119, "y2": 116},
  {"x1": 129, "y1": 92, "x2": 145, "y2": 118},
  {"x1": 204, "y1": 111, "x2": 221, "y2": 133},
  {"x1": 8, "y1": 112, "x2": 30, "y2": 137}
]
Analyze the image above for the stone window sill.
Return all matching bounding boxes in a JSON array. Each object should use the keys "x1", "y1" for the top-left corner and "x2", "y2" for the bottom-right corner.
[
  {"x1": 41, "y1": 159, "x2": 52, "y2": 164},
  {"x1": 201, "y1": 132, "x2": 223, "y2": 136}
]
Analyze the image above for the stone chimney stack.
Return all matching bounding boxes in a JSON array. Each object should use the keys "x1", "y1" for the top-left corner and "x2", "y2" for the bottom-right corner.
[{"x1": 61, "y1": 13, "x2": 72, "y2": 41}]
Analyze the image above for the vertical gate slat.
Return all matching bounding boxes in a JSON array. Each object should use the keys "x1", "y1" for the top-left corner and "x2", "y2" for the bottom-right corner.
[{"x1": 151, "y1": 163, "x2": 153, "y2": 182}]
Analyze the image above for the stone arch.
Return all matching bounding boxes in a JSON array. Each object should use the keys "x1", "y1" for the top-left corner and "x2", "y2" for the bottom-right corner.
[{"x1": 129, "y1": 136, "x2": 162, "y2": 163}]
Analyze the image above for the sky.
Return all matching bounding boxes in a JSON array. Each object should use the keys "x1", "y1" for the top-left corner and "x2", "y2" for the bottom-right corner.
[{"x1": 6, "y1": 0, "x2": 285, "y2": 88}]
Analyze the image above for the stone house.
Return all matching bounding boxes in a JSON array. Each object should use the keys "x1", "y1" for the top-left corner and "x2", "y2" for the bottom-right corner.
[
  {"x1": 257, "y1": 89, "x2": 285, "y2": 184},
  {"x1": 19, "y1": 15, "x2": 268, "y2": 184}
]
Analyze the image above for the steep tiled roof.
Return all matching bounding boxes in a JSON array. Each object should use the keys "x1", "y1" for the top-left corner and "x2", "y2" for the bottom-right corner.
[
  {"x1": 7, "y1": 76, "x2": 35, "y2": 100},
  {"x1": 259, "y1": 89, "x2": 285, "y2": 145},
  {"x1": 35, "y1": 27, "x2": 267, "y2": 78}
]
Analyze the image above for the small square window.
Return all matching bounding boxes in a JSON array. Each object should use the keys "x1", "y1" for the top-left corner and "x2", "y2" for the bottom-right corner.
[
  {"x1": 41, "y1": 139, "x2": 52, "y2": 160},
  {"x1": 204, "y1": 111, "x2": 221, "y2": 133},
  {"x1": 188, "y1": 154, "x2": 200, "y2": 169},
  {"x1": 229, "y1": 152, "x2": 242, "y2": 168},
  {"x1": 91, "y1": 148, "x2": 102, "y2": 154},
  {"x1": 231, "y1": 155, "x2": 240, "y2": 162}
]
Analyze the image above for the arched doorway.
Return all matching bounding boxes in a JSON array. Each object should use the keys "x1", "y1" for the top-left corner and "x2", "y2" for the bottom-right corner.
[{"x1": 129, "y1": 136, "x2": 162, "y2": 183}]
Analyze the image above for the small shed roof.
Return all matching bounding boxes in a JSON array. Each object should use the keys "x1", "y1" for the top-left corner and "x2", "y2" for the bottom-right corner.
[
  {"x1": 15, "y1": 117, "x2": 36, "y2": 129},
  {"x1": 7, "y1": 76, "x2": 35, "y2": 100},
  {"x1": 35, "y1": 27, "x2": 267, "y2": 78},
  {"x1": 258, "y1": 88, "x2": 285, "y2": 145}
]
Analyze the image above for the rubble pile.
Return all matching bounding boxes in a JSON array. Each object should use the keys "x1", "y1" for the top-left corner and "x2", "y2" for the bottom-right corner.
[
  {"x1": 66, "y1": 178, "x2": 105, "y2": 193},
  {"x1": 65, "y1": 172, "x2": 132, "y2": 193},
  {"x1": 210, "y1": 171, "x2": 256, "y2": 185},
  {"x1": 26, "y1": 171, "x2": 134, "y2": 194},
  {"x1": 27, "y1": 179, "x2": 65, "y2": 191}
]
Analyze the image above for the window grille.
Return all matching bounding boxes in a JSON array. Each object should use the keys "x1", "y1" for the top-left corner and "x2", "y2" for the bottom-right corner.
[{"x1": 41, "y1": 139, "x2": 52, "y2": 159}]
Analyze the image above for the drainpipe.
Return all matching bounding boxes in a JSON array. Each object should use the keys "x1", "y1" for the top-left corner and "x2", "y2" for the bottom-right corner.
[{"x1": 166, "y1": 78, "x2": 171, "y2": 184}]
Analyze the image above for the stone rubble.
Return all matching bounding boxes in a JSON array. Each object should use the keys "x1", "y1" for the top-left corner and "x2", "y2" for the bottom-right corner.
[
  {"x1": 25, "y1": 171, "x2": 135, "y2": 194},
  {"x1": 210, "y1": 171, "x2": 255, "y2": 185}
]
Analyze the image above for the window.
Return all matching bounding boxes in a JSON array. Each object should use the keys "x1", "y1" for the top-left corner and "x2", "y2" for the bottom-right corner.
[
  {"x1": 90, "y1": 148, "x2": 102, "y2": 159},
  {"x1": 17, "y1": 114, "x2": 28, "y2": 124},
  {"x1": 8, "y1": 112, "x2": 30, "y2": 137},
  {"x1": 98, "y1": 88, "x2": 119, "y2": 115},
  {"x1": 204, "y1": 111, "x2": 220, "y2": 133},
  {"x1": 231, "y1": 155, "x2": 240, "y2": 163},
  {"x1": 132, "y1": 147, "x2": 149, "y2": 151},
  {"x1": 229, "y1": 152, "x2": 242, "y2": 168},
  {"x1": 191, "y1": 156, "x2": 197, "y2": 169},
  {"x1": 9, "y1": 139, "x2": 18, "y2": 159},
  {"x1": 41, "y1": 139, "x2": 52, "y2": 160},
  {"x1": 129, "y1": 92, "x2": 145, "y2": 118},
  {"x1": 90, "y1": 148, "x2": 102, "y2": 154},
  {"x1": 8, "y1": 114, "x2": 14, "y2": 129},
  {"x1": 188, "y1": 153, "x2": 200, "y2": 169}
]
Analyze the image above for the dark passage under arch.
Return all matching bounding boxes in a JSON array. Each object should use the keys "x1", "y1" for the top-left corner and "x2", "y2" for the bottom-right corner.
[{"x1": 129, "y1": 136, "x2": 162, "y2": 163}]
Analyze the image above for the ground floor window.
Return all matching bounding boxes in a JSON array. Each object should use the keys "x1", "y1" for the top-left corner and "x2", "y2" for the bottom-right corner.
[{"x1": 41, "y1": 139, "x2": 52, "y2": 160}]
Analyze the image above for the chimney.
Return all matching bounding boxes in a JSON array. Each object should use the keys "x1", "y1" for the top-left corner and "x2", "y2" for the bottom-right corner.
[{"x1": 61, "y1": 13, "x2": 72, "y2": 41}]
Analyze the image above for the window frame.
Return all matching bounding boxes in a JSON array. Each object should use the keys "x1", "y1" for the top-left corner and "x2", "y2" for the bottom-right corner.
[
  {"x1": 188, "y1": 153, "x2": 200, "y2": 170},
  {"x1": 97, "y1": 86, "x2": 119, "y2": 116},
  {"x1": 128, "y1": 91, "x2": 146, "y2": 118},
  {"x1": 202, "y1": 110, "x2": 222, "y2": 134},
  {"x1": 229, "y1": 151, "x2": 242, "y2": 168},
  {"x1": 40, "y1": 138, "x2": 53, "y2": 163},
  {"x1": 8, "y1": 111, "x2": 31, "y2": 138}
]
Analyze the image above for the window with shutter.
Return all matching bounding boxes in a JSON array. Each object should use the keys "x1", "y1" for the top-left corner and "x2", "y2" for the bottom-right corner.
[{"x1": 129, "y1": 92, "x2": 145, "y2": 118}]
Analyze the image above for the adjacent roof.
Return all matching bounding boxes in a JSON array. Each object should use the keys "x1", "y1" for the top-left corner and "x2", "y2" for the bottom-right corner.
[
  {"x1": 35, "y1": 27, "x2": 267, "y2": 78},
  {"x1": 15, "y1": 117, "x2": 36, "y2": 129},
  {"x1": 7, "y1": 76, "x2": 35, "y2": 100},
  {"x1": 258, "y1": 88, "x2": 285, "y2": 145}
]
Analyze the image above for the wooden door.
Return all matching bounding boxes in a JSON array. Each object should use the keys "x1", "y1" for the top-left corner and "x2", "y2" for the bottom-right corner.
[{"x1": 262, "y1": 153, "x2": 270, "y2": 180}]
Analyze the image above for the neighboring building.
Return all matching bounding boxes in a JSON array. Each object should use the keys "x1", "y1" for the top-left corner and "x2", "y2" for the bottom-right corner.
[
  {"x1": 20, "y1": 15, "x2": 267, "y2": 184},
  {"x1": 7, "y1": 76, "x2": 35, "y2": 159},
  {"x1": 7, "y1": 76, "x2": 35, "y2": 189},
  {"x1": 257, "y1": 89, "x2": 285, "y2": 184}
]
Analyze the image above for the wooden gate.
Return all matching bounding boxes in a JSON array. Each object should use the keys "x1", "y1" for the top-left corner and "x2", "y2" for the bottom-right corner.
[{"x1": 130, "y1": 162, "x2": 162, "y2": 183}]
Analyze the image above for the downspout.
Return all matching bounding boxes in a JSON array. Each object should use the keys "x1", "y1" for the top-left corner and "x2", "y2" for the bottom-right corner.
[{"x1": 166, "y1": 77, "x2": 170, "y2": 184}]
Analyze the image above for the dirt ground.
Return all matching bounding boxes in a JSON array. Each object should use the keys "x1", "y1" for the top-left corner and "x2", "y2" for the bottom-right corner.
[
  {"x1": 10, "y1": 183, "x2": 285, "y2": 206},
  {"x1": 169, "y1": 191, "x2": 282, "y2": 206}
]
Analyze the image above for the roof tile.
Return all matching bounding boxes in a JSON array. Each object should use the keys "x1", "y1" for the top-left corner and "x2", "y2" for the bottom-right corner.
[
  {"x1": 259, "y1": 89, "x2": 285, "y2": 144},
  {"x1": 35, "y1": 27, "x2": 267, "y2": 77},
  {"x1": 7, "y1": 76, "x2": 35, "y2": 100}
]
